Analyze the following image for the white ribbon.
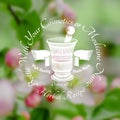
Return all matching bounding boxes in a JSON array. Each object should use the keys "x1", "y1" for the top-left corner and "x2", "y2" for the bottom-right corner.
[
  {"x1": 31, "y1": 50, "x2": 93, "y2": 67},
  {"x1": 74, "y1": 50, "x2": 93, "y2": 66},
  {"x1": 31, "y1": 50, "x2": 50, "y2": 66}
]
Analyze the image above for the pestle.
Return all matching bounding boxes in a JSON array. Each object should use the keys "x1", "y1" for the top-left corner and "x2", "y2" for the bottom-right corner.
[{"x1": 64, "y1": 26, "x2": 75, "y2": 42}]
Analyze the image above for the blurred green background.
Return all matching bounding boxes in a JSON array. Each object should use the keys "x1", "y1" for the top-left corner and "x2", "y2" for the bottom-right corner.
[{"x1": 0, "y1": 0, "x2": 120, "y2": 120}]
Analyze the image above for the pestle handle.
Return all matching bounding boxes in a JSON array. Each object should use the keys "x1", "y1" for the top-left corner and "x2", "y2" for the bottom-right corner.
[{"x1": 64, "y1": 26, "x2": 75, "y2": 42}]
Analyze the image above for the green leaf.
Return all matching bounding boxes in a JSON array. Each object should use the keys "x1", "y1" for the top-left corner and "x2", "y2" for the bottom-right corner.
[
  {"x1": 0, "y1": 0, "x2": 32, "y2": 11},
  {"x1": 76, "y1": 104, "x2": 87, "y2": 117},
  {"x1": 16, "y1": 11, "x2": 41, "y2": 47},
  {"x1": 31, "y1": 108, "x2": 50, "y2": 120},
  {"x1": 52, "y1": 100, "x2": 80, "y2": 118},
  {"x1": 91, "y1": 89, "x2": 120, "y2": 120},
  {"x1": 0, "y1": 5, "x2": 19, "y2": 51},
  {"x1": 5, "y1": 115, "x2": 25, "y2": 120},
  {"x1": 17, "y1": 116, "x2": 26, "y2": 120}
]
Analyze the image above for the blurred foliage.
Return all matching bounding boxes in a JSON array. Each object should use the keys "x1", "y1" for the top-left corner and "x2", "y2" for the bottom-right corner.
[
  {"x1": 92, "y1": 89, "x2": 120, "y2": 120},
  {"x1": 31, "y1": 108, "x2": 50, "y2": 120},
  {"x1": 0, "y1": 0, "x2": 32, "y2": 11},
  {"x1": 0, "y1": 0, "x2": 120, "y2": 120}
]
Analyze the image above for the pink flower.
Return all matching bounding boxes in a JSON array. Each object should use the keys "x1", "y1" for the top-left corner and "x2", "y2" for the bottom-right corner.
[
  {"x1": 89, "y1": 75, "x2": 107, "y2": 93},
  {"x1": 62, "y1": 5, "x2": 76, "y2": 22},
  {"x1": 0, "y1": 80, "x2": 15, "y2": 116},
  {"x1": 5, "y1": 48, "x2": 21, "y2": 68},
  {"x1": 58, "y1": 64, "x2": 95, "y2": 106},
  {"x1": 110, "y1": 77, "x2": 120, "y2": 89},
  {"x1": 55, "y1": 0, "x2": 76, "y2": 22},
  {"x1": 33, "y1": 85, "x2": 46, "y2": 96},
  {"x1": 21, "y1": 111, "x2": 30, "y2": 120},
  {"x1": 25, "y1": 92, "x2": 41, "y2": 108},
  {"x1": 49, "y1": 2, "x2": 57, "y2": 13},
  {"x1": 72, "y1": 116, "x2": 84, "y2": 120}
]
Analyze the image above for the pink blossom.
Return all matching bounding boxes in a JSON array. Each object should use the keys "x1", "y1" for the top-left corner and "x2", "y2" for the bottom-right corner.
[
  {"x1": 25, "y1": 92, "x2": 41, "y2": 108},
  {"x1": 58, "y1": 64, "x2": 95, "y2": 106},
  {"x1": 72, "y1": 116, "x2": 84, "y2": 120},
  {"x1": 62, "y1": 5, "x2": 76, "y2": 22},
  {"x1": 89, "y1": 75, "x2": 107, "y2": 93},
  {"x1": 110, "y1": 77, "x2": 120, "y2": 89},
  {"x1": 21, "y1": 111, "x2": 30, "y2": 120},
  {"x1": 5, "y1": 48, "x2": 21, "y2": 68},
  {"x1": 56, "y1": 0, "x2": 76, "y2": 22},
  {"x1": 49, "y1": 2, "x2": 56, "y2": 13},
  {"x1": 0, "y1": 80, "x2": 15, "y2": 116}
]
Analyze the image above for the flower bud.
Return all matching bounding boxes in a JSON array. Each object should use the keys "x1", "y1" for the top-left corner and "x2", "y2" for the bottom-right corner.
[
  {"x1": 72, "y1": 116, "x2": 84, "y2": 120},
  {"x1": 62, "y1": 4, "x2": 76, "y2": 23},
  {"x1": 49, "y1": 2, "x2": 57, "y2": 13},
  {"x1": 33, "y1": 85, "x2": 46, "y2": 96},
  {"x1": 21, "y1": 111, "x2": 30, "y2": 120},
  {"x1": 110, "y1": 77, "x2": 120, "y2": 89},
  {"x1": 25, "y1": 92, "x2": 41, "y2": 108},
  {"x1": 89, "y1": 75, "x2": 107, "y2": 93},
  {"x1": 0, "y1": 80, "x2": 15, "y2": 116},
  {"x1": 5, "y1": 48, "x2": 21, "y2": 68},
  {"x1": 46, "y1": 94, "x2": 55, "y2": 103}
]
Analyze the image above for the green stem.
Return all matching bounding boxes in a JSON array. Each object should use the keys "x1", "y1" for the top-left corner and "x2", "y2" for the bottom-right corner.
[
  {"x1": 39, "y1": 35, "x2": 45, "y2": 50},
  {"x1": 39, "y1": 0, "x2": 49, "y2": 15},
  {"x1": 7, "y1": 5, "x2": 21, "y2": 24}
]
